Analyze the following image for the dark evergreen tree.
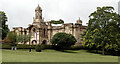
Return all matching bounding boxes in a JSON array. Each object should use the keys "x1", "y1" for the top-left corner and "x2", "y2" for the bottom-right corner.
[{"x1": 0, "y1": 11, "x2": 9, "y2": 40}]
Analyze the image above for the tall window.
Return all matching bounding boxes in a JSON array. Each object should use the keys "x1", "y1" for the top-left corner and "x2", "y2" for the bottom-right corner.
[
  {"x1": 25, "y1": 31, "x2": 27, "y2": 35},
  {"x1": 43, "y1": 28, "x2": 45, "y2": 37}
]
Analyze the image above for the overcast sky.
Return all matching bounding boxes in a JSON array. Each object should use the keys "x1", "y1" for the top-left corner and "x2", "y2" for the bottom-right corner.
[{"x1": 0, "y1": 0, "x2": 119, "y2": 30}]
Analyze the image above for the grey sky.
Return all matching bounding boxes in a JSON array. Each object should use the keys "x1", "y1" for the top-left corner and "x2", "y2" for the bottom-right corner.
[{"x1": 0, "y1": 0, "x2": 119, "y2": 30}]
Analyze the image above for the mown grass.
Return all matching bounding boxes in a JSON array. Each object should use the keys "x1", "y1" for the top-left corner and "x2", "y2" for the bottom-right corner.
[{"x1": 2, "y1": 49, "x2": 118, "y2": 62}]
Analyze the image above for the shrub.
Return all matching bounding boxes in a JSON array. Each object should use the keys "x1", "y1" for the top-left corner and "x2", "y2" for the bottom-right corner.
[
  {"x1": 35, "y1": 44, "x2": 45, "y2": 52},
  {"x1": 50, "y1": 32, "x2": 77, "y2": 50}
]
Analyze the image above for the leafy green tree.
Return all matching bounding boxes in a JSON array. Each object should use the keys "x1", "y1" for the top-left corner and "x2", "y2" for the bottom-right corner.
[
  {"x1": 50, "y1": 32, "x2": 77, "y2": 50},
  {"x1": 3, "y1": 37, "x2": 11, "y2": 43},
  {"x1": 17, "y1": 34, "x2": 24, "y2": 43},
  {"x1": 7, "y1": 32, "x2": 31, "y2": 46},
  {"x1": 7, "y1": 32, "x2": 18, "y2": 46},
  {"x1": 23, "y1": 34, "x2": 31, "y2": 44},
  {"x1": 83, "y1": 6, "x2": 120, "y2": 55},
  {"x1": 16, "y1": 34, "x2": 31, "y2": 44},
  {"x1": 0, "y1": 11, "x2": 9, "y2": 40}
]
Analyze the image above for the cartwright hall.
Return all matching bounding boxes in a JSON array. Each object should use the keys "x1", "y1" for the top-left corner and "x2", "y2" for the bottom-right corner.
[{"x1": 12, "y1": 5, "x2": 87, "y2": 45}]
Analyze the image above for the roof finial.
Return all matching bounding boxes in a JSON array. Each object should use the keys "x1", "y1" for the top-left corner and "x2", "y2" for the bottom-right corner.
[
  {"x1": 38, "y1": 4, "x2": 39, "y2": 7},
  {"x1": 79, "y1": 17, "x2": 80, "y2": 20},
  {"x1": 35, "y1": 4, "x2": 42, "y2": 11}
]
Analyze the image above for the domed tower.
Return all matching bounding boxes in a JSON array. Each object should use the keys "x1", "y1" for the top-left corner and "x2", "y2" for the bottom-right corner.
[
  {"x1": 35, "y1": 4, "x2": 42, "y2": 19},
  {"x1": 76, "y1": 17, "x2": 82, "y2": 25}
]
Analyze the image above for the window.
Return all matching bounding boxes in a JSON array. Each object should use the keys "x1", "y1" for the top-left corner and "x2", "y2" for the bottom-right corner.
[
  {"x1": 33, "y1": 28, "x2": 36, "y2": 32},
  {"x1": 43, "y1": 28, "x2": 45, "y2": 37}
]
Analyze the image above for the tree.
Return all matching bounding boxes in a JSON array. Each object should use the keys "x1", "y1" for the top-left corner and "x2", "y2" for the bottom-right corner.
[
  {"x1": 18, "y1": 34, "x2": 31, "y2": 44},
  {"x1": 3, "y1": 37, "x2": 11, "y2": 43},
  {"x1": 83, "y1": 6, "x2": 120, "y2": 55},
  {"x1": 23, "y1": 34, "x2": 31, "y2": 44},
  {"x1": 7, "y1": 32, "x2": 31, "y2": 45},
  {"x1": 0, "y1": 11, "x2": 9, "y2": 40},
  {"x1": 50, "y1": 32, "x2": 77, "y2": 50},
  {"x1": 7, "y1": 32, "x2": 18, "y2": 46}
]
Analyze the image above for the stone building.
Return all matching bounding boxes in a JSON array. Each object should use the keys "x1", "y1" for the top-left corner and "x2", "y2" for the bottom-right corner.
[{"x1": 12, "y1": 5, "x2": 87, "y2": 45}]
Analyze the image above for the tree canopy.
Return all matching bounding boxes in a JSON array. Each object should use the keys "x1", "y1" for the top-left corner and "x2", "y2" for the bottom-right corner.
[
  {"x1": 50, "y1": 32, "x2": 77, "y2": 50},
  {"x1": 82, "y1": 6, "x2": 120, "y2": 55}
]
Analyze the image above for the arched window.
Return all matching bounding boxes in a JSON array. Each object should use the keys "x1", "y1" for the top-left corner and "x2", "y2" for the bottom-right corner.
[
  {"x1": 33, "y1": 28, "x2": 36, "y2": 32},
  {"x1": 42, "y1": 40, "x2": 47, "y2": 44},
  {"x1": 32, "y1": 40, "x2": 37, "y2": 44}
]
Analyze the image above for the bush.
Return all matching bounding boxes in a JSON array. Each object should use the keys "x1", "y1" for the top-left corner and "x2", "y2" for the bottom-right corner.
[
  {"x1": 50, "y1": 32, "x2": 77, "y2": 50},
  {"x1": 35, "y1": 44, "x2": 45, "y2": 52}
]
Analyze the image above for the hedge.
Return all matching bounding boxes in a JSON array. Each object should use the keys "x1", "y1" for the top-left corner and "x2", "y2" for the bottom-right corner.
[
  {"x1": 2, "y1": 43, "x2": 53, "y2": 49},
  {"x1": 2, "y1": 43, "x2": 36, "y2": 49}
]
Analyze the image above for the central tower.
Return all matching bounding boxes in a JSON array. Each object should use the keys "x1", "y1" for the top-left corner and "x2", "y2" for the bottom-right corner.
[{"x1": 33, "y1": 5, "x2": 43, "y2": 25}]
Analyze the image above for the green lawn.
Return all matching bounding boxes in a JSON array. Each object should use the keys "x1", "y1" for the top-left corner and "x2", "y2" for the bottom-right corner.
[{"x1": 2, "y1": 49, "x2": 118, "y2": 62}]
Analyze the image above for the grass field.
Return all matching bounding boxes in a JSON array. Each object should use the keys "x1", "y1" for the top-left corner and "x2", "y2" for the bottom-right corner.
[{"x1": 2, "y1": 49, "x2": 118, "y2": 62}]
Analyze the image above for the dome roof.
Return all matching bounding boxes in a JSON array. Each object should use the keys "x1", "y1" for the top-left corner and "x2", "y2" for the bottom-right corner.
[
  {"x1": 77, "y1": 18, "x2": 82, "y2": 24},
  {"x1": 35, "y1": 4, "x2": 42, "y2": 11}
]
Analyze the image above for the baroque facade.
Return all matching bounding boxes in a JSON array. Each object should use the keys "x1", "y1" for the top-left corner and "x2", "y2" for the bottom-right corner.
[{"x1": 12, "y1": 5, "x2": 87, "y2": 45}]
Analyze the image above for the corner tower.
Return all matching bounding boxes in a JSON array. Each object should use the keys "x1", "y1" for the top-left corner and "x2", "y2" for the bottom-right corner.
[{"x1": 76, "y1": 17, "x2": 82, "y2": 25}]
